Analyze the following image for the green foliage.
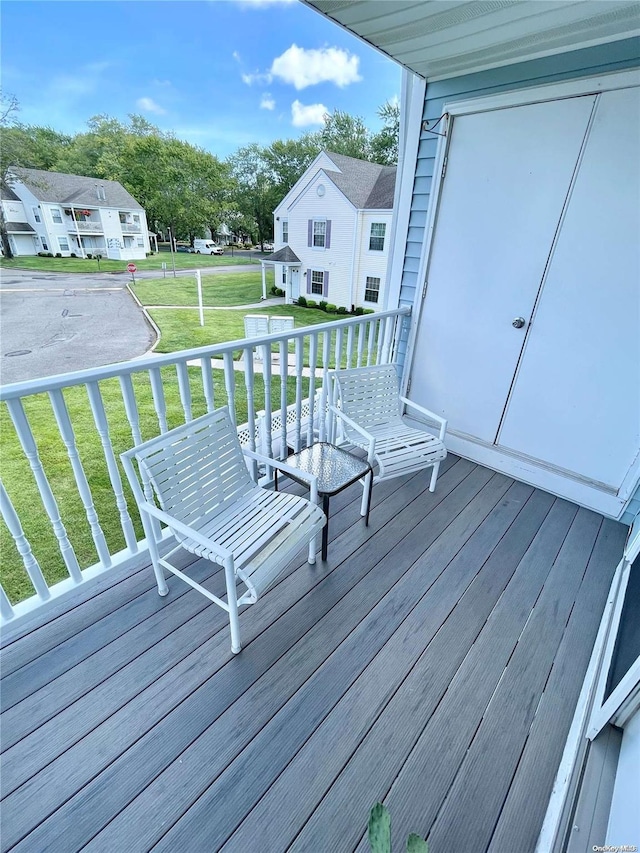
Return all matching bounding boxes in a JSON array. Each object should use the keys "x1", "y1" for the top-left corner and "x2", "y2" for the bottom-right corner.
[
  {"x1": 368, "y1": 804, "x2": 428, "y2": 853},
  {"x1": 325, "y1": 303, "x2": 337, "y2": 313},
  {"x1": 305, "y1": 299, "x2": 317, "y2": 308},
  {"x1": 337, "y1": 305, "x2": 348, "y2": 314},
  {"x1": 296, "y1": 295, "x2": 307, "y2": 307},
  {"x1": 318, "y1": 300, "x2": 328, "y2": 311}
]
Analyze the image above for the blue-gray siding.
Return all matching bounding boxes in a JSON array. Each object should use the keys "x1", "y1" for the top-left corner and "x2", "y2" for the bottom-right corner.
[{"x1": 397, "y1": 37, "x2": 640, "y2": 350}]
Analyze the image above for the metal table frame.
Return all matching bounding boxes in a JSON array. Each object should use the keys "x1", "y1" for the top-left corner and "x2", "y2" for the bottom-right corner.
[{"x1": 274, "y1": 442, "x2": 373, "y2": 561}]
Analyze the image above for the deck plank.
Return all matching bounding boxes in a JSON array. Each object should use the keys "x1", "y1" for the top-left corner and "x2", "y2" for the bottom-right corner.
[
  {"x1": 0, "y1": 456, "x2": 627, "y2": 853},
  {"x1": 427, "y1": 507, "x2": 604, "y2": 853},
  {"x1": 3, "y1": 460, "x2": 474, "y2": 850},
  {"x1": 486, "y1": 517, "x2": 626, "y2": 853}
]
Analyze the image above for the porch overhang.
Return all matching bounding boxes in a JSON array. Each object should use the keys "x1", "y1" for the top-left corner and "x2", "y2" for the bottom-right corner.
[
  {"x1": 303, "y1": 0, "x2": 640, "y2": 80},
  {"x1": 260, "y1": 245, "x2": 302, "y2": 301}
]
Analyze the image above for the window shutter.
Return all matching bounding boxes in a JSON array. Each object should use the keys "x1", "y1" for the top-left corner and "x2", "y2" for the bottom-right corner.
[
  {"x1": 307, "y1": 269, "x2": 312, "y2": 294},
  {"x1": 325, "y1": 220, "x2": 331, "y2": 249},
  {"x1": 323, "y1": 270, "x2": 329, "y2": 298},
  {"x1": 307, "y1": 220, "x2": 313, "y2": 247}
]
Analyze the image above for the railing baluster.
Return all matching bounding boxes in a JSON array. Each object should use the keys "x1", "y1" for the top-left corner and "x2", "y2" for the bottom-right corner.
[
  {"x1": 261, "y1": 342, "x2": 273, "y2": 459},
  {"x1": 334, "y1": 326, "x2": 344, "y2": 371},
  {"x1": 279, "y1": 339, "x2": 288, "y2": 458},
  {"x1": 346, "y1": 325, "x2": 355, "y2": 368},
  {"x1": 244, "y1": 349, "x2": 256, "y2": 453},
  {"x1": 49, "y1": 388, "x2": 110, "y2": 570},
  {"x1": 0, "y1": 479, "x2": 50, "y2": 601},
  {"x1": 320, "y1": 329, "x2": 331, "y2": 443},
  {"x1": 5, "y1": 398, "x2": 82, "y2": 583},
  {"x1": 381, "y1": 314, "x2": 395, "y2": 364},
  {"x1": 294, "y1": 337, "x2": 303, "y2": 452},
  {"x1": 223, "y1": 351, "x2": 237, "y2": 428},
  {"x1": 307, "y1": 332, "x2": 318, "y2": 446},
  {"x1": 119, "y1": 374, "x2": 161, "y2": 539},
  {"x1": 200, "y1": 357, "x2": 215, "y2": 413},
  {"x1": 356, "y1": 322, "x2": 365, "y2": 367},
  {"x1": 149, "y1": 367, "x2": 168, "y2": 432},
  {"x1": 176, "y1": 361, "x2": 192, "y2": 422},
  {"x1": 0, "y1": 583, "x2": 14, "y2": 620},
  {"x1": 86, "y1": 381, "x2": 138, "y2": 553},
  {"x1": 367, "y1": 319, "x2": 376, "y2": 365}
]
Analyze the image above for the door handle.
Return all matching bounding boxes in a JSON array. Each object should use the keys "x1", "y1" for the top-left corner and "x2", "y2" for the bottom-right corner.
[{"x1": 512, "y1": 317, "x2": 526, "y2": 329}]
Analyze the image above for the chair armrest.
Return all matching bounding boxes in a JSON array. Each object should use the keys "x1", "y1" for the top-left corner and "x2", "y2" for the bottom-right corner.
[
  {"x1": 400, "y1": 396, "x2": 447, "y2": 442},
  {"x1": 138, "y1": 501, "x2": 233, "y2": 561},
  {"x1": 243, "y1": 448, "x2": 319, "y2": 503},
  {"x1": 329, "y1": 405, "x2": 376, "y2": 463}
]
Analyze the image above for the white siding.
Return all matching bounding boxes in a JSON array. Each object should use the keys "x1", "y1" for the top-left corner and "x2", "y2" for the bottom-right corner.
[
  {"x1": 287, "y1": 175, "x2": 357, "y2": 309},
  {"x1": 353, "y1": 212, "x2": 393, "y2": 308}
]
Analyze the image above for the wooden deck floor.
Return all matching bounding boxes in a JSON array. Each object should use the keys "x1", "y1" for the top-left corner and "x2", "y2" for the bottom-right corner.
[{"x1": 0, "y1": 455, "x2": 626, "y2": 853}]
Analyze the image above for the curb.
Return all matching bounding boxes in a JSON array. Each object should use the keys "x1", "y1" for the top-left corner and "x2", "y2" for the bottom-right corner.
[{"x1": 125, "y1": 283, "x2": 162, "y2": 355}]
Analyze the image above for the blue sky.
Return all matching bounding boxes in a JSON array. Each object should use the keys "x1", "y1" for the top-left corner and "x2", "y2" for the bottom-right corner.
[{"x1": 2, "y1": 0, "x2": 402, "y2": 159}]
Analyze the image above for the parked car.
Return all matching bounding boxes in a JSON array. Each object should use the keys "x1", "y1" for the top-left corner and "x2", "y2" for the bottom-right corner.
[
  {"x1": 262, "y1": 243, "x2": 274, "y2": 252},
  {"x1": 176, "y1": 244, "x2": 193, "y2": 253}
]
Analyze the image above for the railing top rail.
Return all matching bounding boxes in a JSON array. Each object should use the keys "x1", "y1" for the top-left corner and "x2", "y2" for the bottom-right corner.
[{"x1": 0, "y1": 307, "x2": 410, "y2": 401}]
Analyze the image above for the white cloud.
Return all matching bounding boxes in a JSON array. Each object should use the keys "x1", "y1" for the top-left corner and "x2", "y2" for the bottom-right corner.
[
  {"x1": 136, "y1": 97, "x2": 166, "y2": 115},
  {"x1": 291, "y1": 100, "x2": 327, "y2": 127},
  {"x1": 271, "y1": 44, "x2": 361, "y2": 90},
  {"x1": 232, "y1": 51, "x2": 241, "y2": 62},
  {"x1": 260, "y1": 93, "x2": 275, "y2": 111},
  {"x1": 242, "y1": 70, "x2": 273, "y2": 86}
]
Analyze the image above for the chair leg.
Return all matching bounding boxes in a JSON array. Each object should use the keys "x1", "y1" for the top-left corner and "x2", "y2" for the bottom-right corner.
[
  {"x1": 142, "y1": 512, "x2": 169, "y2": 596},
  {"x1": 224, "y1": 558, "x2": 242, "y2": 654},
  {"x1": 361, "y1": 470, "x2": 373, "y2": 516},
  {"x1": 429, "y1": 461, "x2": 441, "y2": 493}
]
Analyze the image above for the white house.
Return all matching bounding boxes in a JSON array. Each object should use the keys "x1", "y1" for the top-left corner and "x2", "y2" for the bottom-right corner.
[
  {"x1": 268, "y1": 151, "x2": 396, "y2": 309},
  {"x1": 6, "y1": 168, "x2": 152, "y2": 260},
  {"x1": 0, "y1": 184, "x2": 38, "y2": 256}
]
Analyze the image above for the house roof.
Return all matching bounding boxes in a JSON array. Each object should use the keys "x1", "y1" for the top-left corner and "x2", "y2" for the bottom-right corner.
[
  {"x1": 303, "y1": 1, "x2": 640, "y2": 80},
  {"x1": 1, "y1": 183, "x2": 20, "y2": 201},
  {"x1": 267, "y1": 245, "x2": 301, "y2": 263},
  {"x1": 9, "y1": 168, "x2": 144, "y2": 210},
  {"x1": 6, "y1": 222, "x2": 35, "y2": 233},
  {"x1": 323, "y1": 152, "x2": 396, "y2": 209}
]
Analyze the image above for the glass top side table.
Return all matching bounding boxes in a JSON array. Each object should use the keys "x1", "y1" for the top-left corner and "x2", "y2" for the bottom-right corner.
[{"x1": 274, "y1": 442, "x2": 373, "y2": 561}]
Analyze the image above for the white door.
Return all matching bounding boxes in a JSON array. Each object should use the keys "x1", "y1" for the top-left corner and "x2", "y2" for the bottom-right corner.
[
  {"x1": 497, "y1": 87, "x2": 640, "y2": 488},
  {"x1": 410, "y1": 94, "x2": 597, "y2": 442},
  {"x1": 291, "y1": 267, "x2": 300, "y2": 302}
]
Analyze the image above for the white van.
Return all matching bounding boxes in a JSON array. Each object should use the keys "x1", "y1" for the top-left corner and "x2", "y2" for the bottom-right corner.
[{"x1": 193, "y1": 240, "x2": 224, "y2": 255}]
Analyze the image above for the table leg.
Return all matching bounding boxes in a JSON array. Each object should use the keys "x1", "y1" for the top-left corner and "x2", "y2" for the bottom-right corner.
[
  {"x1": 322, "y1": 493, "x2": 330, "y2": 560},
  {"x1": 364, "y1": 469, "x2": 373, "y2": 527}
]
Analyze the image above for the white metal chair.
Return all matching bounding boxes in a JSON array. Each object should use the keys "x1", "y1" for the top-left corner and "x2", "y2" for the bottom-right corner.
[
  {"x1": 120, "y1": 407, "x2": 326, "y2": 654},
  {"x1": 330, "y1": 363, "x2": 447, "y2": 516}
]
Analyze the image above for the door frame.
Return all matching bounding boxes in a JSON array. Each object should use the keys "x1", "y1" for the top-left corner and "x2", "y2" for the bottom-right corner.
[{"x1": 403, "y1": 68, "x2": 640, "y2": 518}]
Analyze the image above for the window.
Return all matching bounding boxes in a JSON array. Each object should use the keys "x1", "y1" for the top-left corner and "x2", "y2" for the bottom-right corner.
[
  {"x1": 137, "y1": 238, "x2": 144, "y2": 247},
  {"x1": 364, "y1": 276, "x2": 380, "y2": 303},
  {"x1": 282, "y1": 268, "x2": 287, "y2": 285},
  {"x1": 282, "y1": 220, "x2": 288, "y2": 243},
  {"x1": 133, "y1": 215, "x2": 140, "y2": 224},
  {"x1": 33, "y1": 207, "x2": 41, "y2": 223},
  {"x1": 41, "y1": 239, "x2": 49, "y2": 251},
  {"x1": 51, "y1": 208, "x2": 62, "y2": 224},
  {"x1": 58, "y1": 236, "x2": 70, "y2": 252},
  {"x1": 313, "y1": 220, "x2": 326, "y2": 248},
  {"x1": 369, "y1": 222, "x2": 386, "y2": 251},
  {"x1": 311, "y1": 270, "x2": 324, "y2": 295}
]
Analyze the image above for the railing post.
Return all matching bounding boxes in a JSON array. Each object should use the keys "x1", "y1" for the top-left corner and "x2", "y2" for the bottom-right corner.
[
  {"x1": 176, "y1": 361, "x2": 193, "y2": 422},
  {"x1": 148, "y1": 367, "x2": 169, "y2": 433}
]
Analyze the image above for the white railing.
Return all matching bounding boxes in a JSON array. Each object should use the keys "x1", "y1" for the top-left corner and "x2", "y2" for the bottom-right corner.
[
  {"x1": 120, "y1": 222, "x2": 142, "y2": 233},
  {"x1": 0, "y1": 307, "x2": 410, "y2": 633},
  {"x1": 67, "y1": 221, "x2": 103, "y2": 233}
]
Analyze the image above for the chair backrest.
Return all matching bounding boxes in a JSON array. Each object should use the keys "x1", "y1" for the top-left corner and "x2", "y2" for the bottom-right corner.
[
  {"x1": 123, "y1": 407, "x2": 254, "y2": 530},
  {"x1": 332, "y1": 364, "x2": 402, "y2": 432},
  {"x1": 269, "y1": 316, "x2": 295, "y2": 334}
]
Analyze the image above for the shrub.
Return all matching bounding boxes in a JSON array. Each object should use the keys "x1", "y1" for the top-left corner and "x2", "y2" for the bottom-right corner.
[
  {"x1": 306, "y1": 299, "x2": 317, "y2": 308},
  {"x1": 270, "y1": 285, "x2": 279, "y2": 295},
  {"x1": 297, "y1": 295, "x2": 307, "y2": 307},
  {"x1": 70, "y1": 252, "x2": 77, "y2": 258},
  {"x1": 318, "y1": 300, "x2": 328, "y2": 311},
  {"x1": 325, "y1": 303, "x2": 337, "y2": 313},
  {"x1": 352, "y1": 306, "x2": 364, "y2": 316},
  {"x1": 54, "y1": 253, "x2": 62, "y2": 258},
  {"x1": 275, "y1": 287, "x2": 285, "y2": 297},
  {"x1": 337, "y1": 306, "x2": 348, "y2": 314},
  {"x1": 363, "y1": 308, "x2": 375, "y2": 314},
  {"x1": 86, "y1": 253, "x2": 93, "y2": 259}
]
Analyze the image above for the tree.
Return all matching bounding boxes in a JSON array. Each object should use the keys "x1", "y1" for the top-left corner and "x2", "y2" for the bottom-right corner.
[
  {"x1": 370, "y1": 100, "x2": 400, "y2": 166},
  {"x1": 0, "y1": 92, "x2": 21, "y2": 258},
  {"x1": 263, "y1": 134, "x2": 322, "y2": 197},
  {"x1": 228, "y1": 144, "x2": 279, "y2": 246},
  {"x1": 318, "y1": 110, "x2": 372, "y2": 160}
]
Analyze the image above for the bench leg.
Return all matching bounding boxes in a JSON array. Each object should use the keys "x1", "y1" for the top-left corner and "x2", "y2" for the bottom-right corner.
[
  {"x1": 321, "y1": 494, "x2": 330, "y2": 561},
  {"x1": 360, "y1": 470, "x2": 373, "y2": 517},
  {"x1": 429, "y1": 461, "x2": 441, "y2": 493},
  {"x1": 224, "y1": 558, "x2": 242, "y2": 654}
]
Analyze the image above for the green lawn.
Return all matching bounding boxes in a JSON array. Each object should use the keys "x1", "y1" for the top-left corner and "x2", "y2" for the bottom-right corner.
[
  {"x1": 0, "y1": 368, "x2": 309, "y2": 604},
  {"x1": 0, "y1": 252, "x2": 254, "y2": 274},
  {"x1": 132, "y1": 269, "x2": 275, "y2": 307}
]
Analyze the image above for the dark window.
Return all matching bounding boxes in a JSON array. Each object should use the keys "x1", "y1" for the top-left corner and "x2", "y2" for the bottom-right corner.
[
  {"x1": 313, "y1": 220, "x2": 326, "y2": 248},
  {"x1": 369, "y1": 222, "x2": 386, "y2": 251},
  {"x1": 282, "y1": 220, "x2": 288, "y2": 243},
  {"x1": 364, "y1": 276, "x2": 380, "y2": 303},
  {"x1": 311, "y1": 270, "x2": 324, "y2": 295}
]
